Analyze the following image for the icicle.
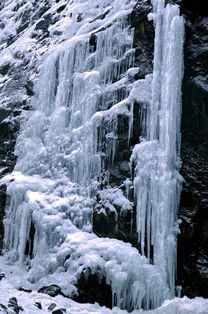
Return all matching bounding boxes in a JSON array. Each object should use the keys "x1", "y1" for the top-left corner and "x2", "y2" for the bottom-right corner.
[{"x1": 132, "y1": 1, "x2": 184, "y2": 296}]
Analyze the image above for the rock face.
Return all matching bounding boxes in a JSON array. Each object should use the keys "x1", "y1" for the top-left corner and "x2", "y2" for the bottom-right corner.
[{"x1": 177, "y1": 1, "x2": 208, "y2": 298}]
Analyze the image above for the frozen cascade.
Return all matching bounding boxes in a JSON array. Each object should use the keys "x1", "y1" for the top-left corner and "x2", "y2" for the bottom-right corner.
[
  {"x1": 1, "y1": 0, "x2": 172, "y2": 311},
  {"x1": 0, "y1": 0, "x2": 186, "y2": 312},
  {"x1": 4, "y1": 1, "x2": 136, "y2": 255},
  {"x1": 131, "y1": 0, "x2": 184, "y2": 296}
]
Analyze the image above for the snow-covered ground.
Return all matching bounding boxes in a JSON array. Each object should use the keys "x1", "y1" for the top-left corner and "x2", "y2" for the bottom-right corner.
[{"x1": 0, "y1": 275, "x2": 208, "y2": 313}]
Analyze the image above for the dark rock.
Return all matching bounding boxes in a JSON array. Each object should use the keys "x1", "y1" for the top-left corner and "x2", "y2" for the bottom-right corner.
[
  {"x1": 52, "y1": 309, "x2": 66, "y2": 314},
  {"x1": 35, "y1": 13, "x2": 52, "y2": 32},
  {"x1": 0, "y1": 303, "x2": 7, "y2": 311},
  {"x1": 25, "y1": 80, "x2": 34, "y2": 96},
  {"x1": 0, "y1": 272, "x2": 6, "y2": 280},
  {"x1": 182, "y1": 0, "x2": 208, "y2": 17},
  {"x1": 89, "y1": 34, "x2": 97, "y2": 53},
  {"x1": 24, "y1": 220, "x2": 35, "y2": 259},
  {"x1": 8, "y1": 297, "x2": 23, "y2": 313},
  {"x1": 38, "y1": 285, "x2": 64, "y2": 297},
  {"x1": 0, "y1": 22, "x2": 5, "y2": 30},
  {"x1": 177, "y1": 145, "x2": 208, "y2": 297},
  {"x1": 34, "y1": 12, "x2": 58, "y2": 39},
  {"x1": 77, "y1": 14, "x2": 83, "y2": 22},
  {"x1": 131, "y1": 0, "x2": 154, "y2": 78},
  {"x1": 18, "y1": 287, "x2": 32, "y2": 293},
  {"x1": 0, "y1": 63, "x2": 10, "y2": 76},
  {"x1": 73, "y1": 269, "x2": 112, "y2": 309},
  {"x1": 48, "y1": 303, "x2": 57, "y2": 311},
  {"x1": 35, "y1": 302, "x2": 42, "y2": 309},
  {"x1": 57, "y1": 4, "x2": 67, "y2": 13},
  {"x1": 177, "y1": 6, "x2": 208, "y2": 298},
  {"x1": 93, "y1": 190, "x2": 137, "y2": 247}
]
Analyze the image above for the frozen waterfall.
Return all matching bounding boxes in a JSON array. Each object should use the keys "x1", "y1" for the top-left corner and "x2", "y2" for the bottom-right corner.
[
  {"x1": 2, "y1": 0, "x2": 184, "y2": 311},
  {"x1": 131, "y1": 0, "x2": 184, "y2": 295}
]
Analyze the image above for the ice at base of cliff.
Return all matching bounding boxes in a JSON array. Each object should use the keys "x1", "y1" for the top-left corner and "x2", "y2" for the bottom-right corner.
[
  {"x1": 1, "y1": 172, "x2": 168, "y2": 310},
  {"x1": 0, "y1": 276, "x2": 208, "y2": 314}
]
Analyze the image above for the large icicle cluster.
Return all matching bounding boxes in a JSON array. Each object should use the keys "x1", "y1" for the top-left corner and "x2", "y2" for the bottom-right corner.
[
  {"x1": 131, "y1": 0, "x2": 184, "y2": 295},
  {"x1": 2, "y1": 0, "x2": 171, "y2": 311}
]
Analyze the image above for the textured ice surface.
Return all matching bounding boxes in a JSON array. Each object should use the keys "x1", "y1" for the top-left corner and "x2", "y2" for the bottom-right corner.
[{"x1": 131, "y1": 0, "x2": 184, "y2": 296}]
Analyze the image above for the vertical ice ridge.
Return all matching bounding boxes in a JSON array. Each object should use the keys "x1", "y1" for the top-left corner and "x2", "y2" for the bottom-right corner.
[{"x1": 132, "y1": 1, "x2": 184, "y2": 295}]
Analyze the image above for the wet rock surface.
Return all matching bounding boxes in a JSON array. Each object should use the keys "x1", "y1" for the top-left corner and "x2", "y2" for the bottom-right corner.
[{"x1": 177, "y1": 1, "x2": 208, "y2": 298}]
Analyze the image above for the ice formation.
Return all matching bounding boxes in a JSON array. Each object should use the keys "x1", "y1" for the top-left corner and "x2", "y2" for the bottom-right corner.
[
  {"x1": 1, "y1": 0, "x2": 185, "y2": 312},
  {"x1": 131, "y1": 0, "x2": 184, "y2": 296}
]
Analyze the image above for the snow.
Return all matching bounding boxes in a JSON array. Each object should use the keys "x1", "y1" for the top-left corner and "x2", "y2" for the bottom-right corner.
[
  {"x1": 97, "y1": 188, "x2": 133, "y2": 213},
  {"x1": 0, "y1": 277, "x2": 208, "y2": 314}
]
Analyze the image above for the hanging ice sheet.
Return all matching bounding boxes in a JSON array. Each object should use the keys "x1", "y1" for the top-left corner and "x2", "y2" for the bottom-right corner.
[{"x1": 131, "y1": 0, "x2": 184, "y2": 295}]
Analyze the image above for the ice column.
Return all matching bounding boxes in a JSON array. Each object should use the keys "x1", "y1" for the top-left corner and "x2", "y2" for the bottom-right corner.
[{"x1": 132, "y1": 1, "x2": 184, "y2": 295}]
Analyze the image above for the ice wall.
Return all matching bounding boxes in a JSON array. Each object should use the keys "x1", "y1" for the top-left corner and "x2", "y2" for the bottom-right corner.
[
  {"x1": 131, "y1": 0, "x2": 184, "y2": 295},
  {"x1": 3, "y1": 0, "x2": 134, "y2": 249},
  {"x1": 2, "y1": 0, "x2": 184, "y2": 311}
]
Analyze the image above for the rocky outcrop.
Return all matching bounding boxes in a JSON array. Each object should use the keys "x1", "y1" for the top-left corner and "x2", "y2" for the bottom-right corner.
[
  {"x1": 73, "y1": 270, "x2": 112, "y2": 309},
  {"x1": 38, "y1": 285, "x2": 65, "y2": 298},
  {"x1": 177, "y1": 1, "x2": 208, "y2": 298},
  {"x1": 93, "y1": 0, "x2": 154, "y2": 249}
]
